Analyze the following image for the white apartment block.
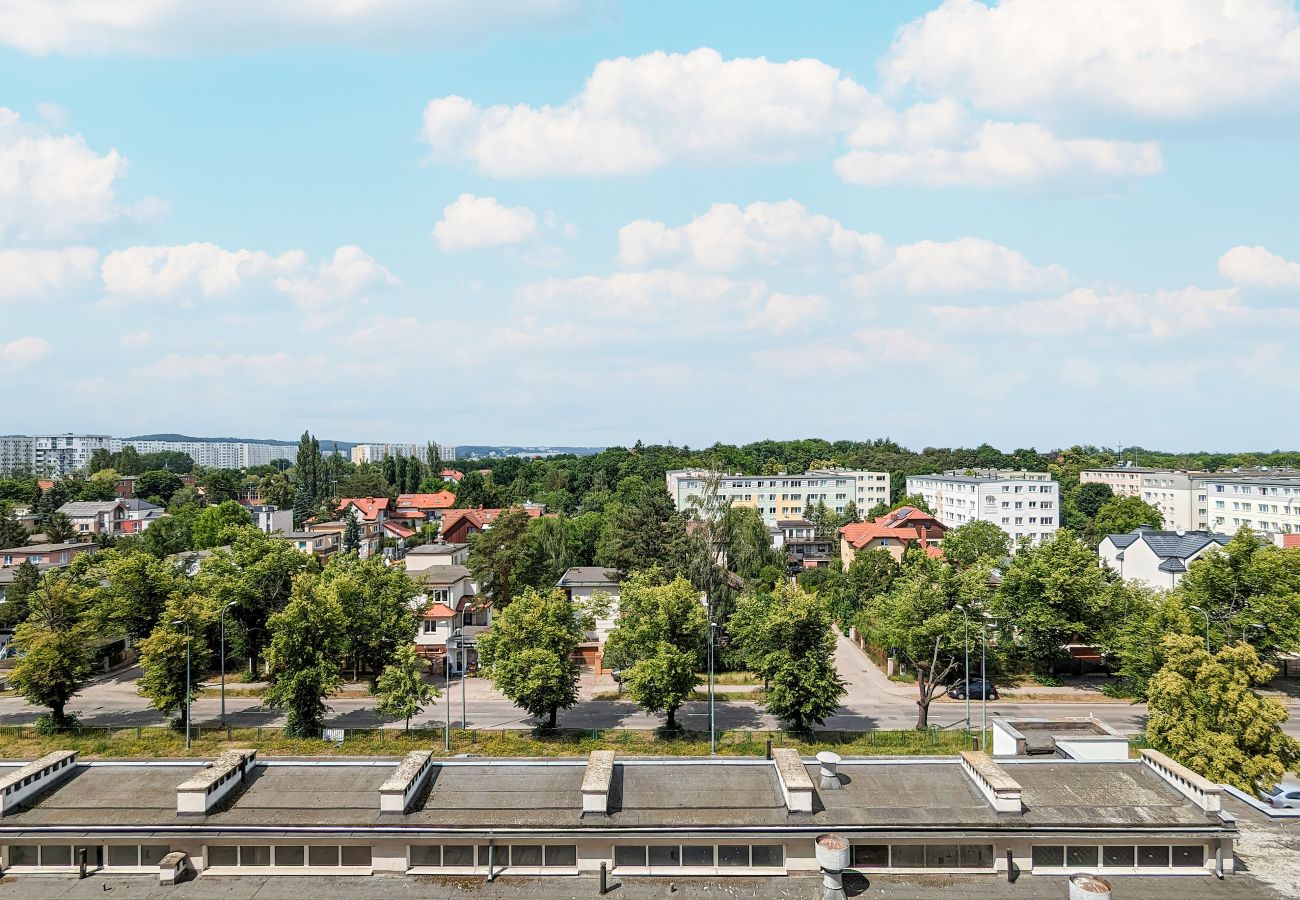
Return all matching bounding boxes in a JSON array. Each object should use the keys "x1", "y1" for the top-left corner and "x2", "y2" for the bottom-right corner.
[
  {"x1": 1079, "y1": 467, "x2": 1155, "y2": 499},
  {"x1": 906, "y1": 471, "x2": 1059, "y2": 546},
  {"x1": 119, "y1": 438, "x2": 294, "y2": 469},
  {"x1": 32, "y1": 434, "x2": 113, "y2": 476},
  {"x1": 1137, "y1": 472, "x2": 1210, "y2": 532},
  {"x1": 665, "y1": 468, "x2": 890, "y2": 525},
  {"x1": 0, "y1": 436, "x2": 33, "y2": 475},
  {"x1": 351, "y1": 443, "x2": 455, "y2": 465},
  {"x1": 1204, "y1": 475, "x2": 1300, "y2": 535}
]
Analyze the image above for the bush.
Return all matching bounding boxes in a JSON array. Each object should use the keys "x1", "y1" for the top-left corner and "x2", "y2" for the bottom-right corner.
[
  {"x1": 1035, "y1": 674, "x2": 1063, "y2": 687},
  {"x1": 33, "y1": 712, "x2": 79, "y2": 735}
]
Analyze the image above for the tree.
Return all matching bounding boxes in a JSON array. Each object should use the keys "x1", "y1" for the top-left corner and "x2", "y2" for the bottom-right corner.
[
  {"x1": 731, "y1": 583, "x2": 845, "y2": 731},
  {"x1": 603, "y1": 572, "x2": 706, "y2": 729},
  {"x1": 292, "y1": 486, "x2": 312, "y2": 529},
  {"x1": 263, "y1": 573, "x2": 347, "y2": 736},
  {"x1": 467, "y1": 506, "x2": 532, "y2": 607},
  {"x1": 342, "y1": 507, "x2": 361, "y2": 554},
  {"x1": 8, "y1": 571, "x2": 97, "y2": 728},
  {"x1": 942, "y1": 520, "x2": 1011, "y2": 570},
  {"x1": 426, "y1": 442, "x2": 442, "y2": 471},
  {"x1": 139, "y1": 511, "x2": 195, "y2": 558},
  {"x1": 595, "y1": 477, "x2": 676, "y2": 574},
  {"x1": 137, "y1": 592, "x2": 216, "y2": 732},
  {"x1": 1091, "y1": 495, "x2": 1162, "y2": 539},
  {"x1": 198, "y1": 468, "x2": 243, "y2": 504},
  {"x1": 1073, "y1": 482, "x2": 1114, "y2": 520},
  {"x1": 320, "y1": 553, "x2": 422, "y2": 680},
  {"x1": 258, "y1": 472, "x2": 294, "y2": 511},
  {"x1": 0, "y1": 559, "x2": 39, "y2": 625},
  {"x1": 475, "y1": 587, "x2": 585, "y2": 727},
  {"x1": 295, "y1": 431, "x2": 320, "y2": 508},
  {"x1": 135, "y1": 470, "x2": 184, "y2": 505},
  {"x1": 0, "y1": 510, "x2": 28, "y2": 550},
  {"x1": 89, "y1": 549, "x2": 188, "y2": 640},
  {"x1": 375, "y1": 644, "x2": 439, "y2": 731},
  {"x1": 44, "y1": 512, "x2": 75, "y2": 544},
  {"x1": 192, "y1": 500, "x2": 254, "y2": 550},
  {"x1": 1105, "y1": 586, "x2": 1193, "y2": 699},
  {"x1": 1147, "y1": 634, "x2": 1300, "y2": 792}
]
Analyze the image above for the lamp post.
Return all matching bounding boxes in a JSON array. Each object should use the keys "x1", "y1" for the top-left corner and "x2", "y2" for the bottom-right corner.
[
  {"x1": 708, "y1": 619, "x2": 717, "y2": 755},
  {"x1": 1188, "y1": 605, "x2": 1211, "y2": 651},
  {"x1": 445, "y1": 624, "x2": 464, "y2": 752},
  {"x1": 954, "y1": 604, "x2": 971, "y2": 733},
  {"x1": 218, "y1": 602, "x2": 236, "y2": 727},
  {"x1": 171, "y1": 618, "x2": 191, "y2": 750},
  {"x1": 1242, "y1": 622, "x2": 1265, "y2": 643},
  {"x1": 980, "y1": 622, "x2": 996, "y2": 750}
]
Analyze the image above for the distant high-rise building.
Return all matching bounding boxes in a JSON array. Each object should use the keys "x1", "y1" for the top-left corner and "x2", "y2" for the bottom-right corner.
[
  {"x1": 351, "y1": 442, "x2": 455, "y2": 465},
  {"x1": 906, "y1": 470, "x2": 1059, "y2": 547},
  {"x1": 665, "y1": 468, "x2": 890, "y2": 525},
  {"x1": 32, "y1": 434, "x2": 113, "y2": 476},
  {"x1": 0, "y1": 435, "x2": 34, "y2": 475},
  {"x1": 120, "y1": 438, "x2": 294, "y2": 469}
]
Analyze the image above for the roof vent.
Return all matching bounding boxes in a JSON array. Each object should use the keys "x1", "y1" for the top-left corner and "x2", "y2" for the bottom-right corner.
[
  {"x1": 1176, "y1": 529, "x2": 1186, "y2": 537},
  {"x1": 817, "y1": 751, "x2": 843, "y2": 791}
]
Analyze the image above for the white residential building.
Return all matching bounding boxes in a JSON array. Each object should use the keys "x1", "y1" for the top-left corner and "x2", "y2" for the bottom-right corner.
[
  {"x1": 906, "y1": 470, "x2": 1059, "y2": 546},
  {"x1": 0, "y1": 435, "x2": 33, "y2": 475},
  {"x1": 1136, "y1": 472, "x2": 1211, "y2": 532},
  {"x1": 665, "y1": 468, "x2": 890, "y2": 525},
  {"x1": 351, "y1": 442, "x2": 455, "y2": 465},
  {"x1": 247, "y1": 505, "x2": 293, "y2": 535},
  {"x1": 1079, "y1": 467, "x2": 1158, "y2": 499},
  {"x1": 32, "y1": 434, "x2": 113, "y2": 476},
  {"x1": 1204, "y1": 475, "x2": 1300, "y2": 536},
  {"x1": 119, "y1": 438, "x2": 295, "y2": 469},
  {"x1": 411, "y1": 565, "x2": 488, "y2": 675}
]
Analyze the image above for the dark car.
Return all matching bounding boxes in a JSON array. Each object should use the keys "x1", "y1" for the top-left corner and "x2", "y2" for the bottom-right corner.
[{"x1": 947, "y1": 679, "x2": 999, "y2": 700}]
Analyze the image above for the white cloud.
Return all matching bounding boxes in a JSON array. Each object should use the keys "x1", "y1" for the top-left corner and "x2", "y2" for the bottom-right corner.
[
  {"x1": 423, "y1": 48, "x2": 879, "y2": 177},
  {"x1": 1218, "y1": 245, "x2": 1300, "y2": 289},
  {"x1": 618, "y1": 200, "x2": 885, "y2": 271},
  {"x1": 0, "y1": 108, "x2": 155, "y2": 241},
  {"x1": 132, "y1": 351, "x2": 322, "y2": 384},
  {"x1": 522, "y1": 269, "x2": 767, "y2": 326},
  {"x1": 930, "y1": 286, "x2": 1245, "y2": 338},
  {"x1": 433, "y1": 193, "x2": 538, "y2": 251},
  {"x1": 0, "y1": 0, "x2": 604, "y2": 55},
  {"x1": 750, "y1": 292, "x2": 830, "y2": 330},
  {"x1": 100, "y1": 242, "x2": 396, "y2": 326},
  {"x1": 1, "y1": 336, "x2": 52, "y2": 367},
  {"x1": 0, "y1": 246, "x2": 98, "y2": 301},
  {"x1": 119, "y1": 330, "x2": 152, "y2": 347},
  {"x1": 855, "y1": 327, "x2": 946, "y2": 364},
  {"x1": 852, "y1": 237, "x2": 1069, "y2": 296},
  {"x1": 880, "y1": 0, "x2": 1300, "y2": 120}
]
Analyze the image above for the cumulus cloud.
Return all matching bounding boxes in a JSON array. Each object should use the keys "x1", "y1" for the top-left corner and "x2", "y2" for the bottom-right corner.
[
  {"x1": 930, "y1": 286, "x2": 1245, "y2": 338},
  {"x1": 0, "y1": 0, "x2": 603, "y2": 55},
  {"x1": 1218, "y1": 245, "x2": 1300, "y2": 289},
  {"x1": 100, "y1": 242, "x2": 396, "y2": 327},
  {"x1": 132, "y1": 351, "x2": 322, "y2": 383},
  {"x1": 852, "y1": 237, "x2": 1069, "y2": 296},
  {"x1": 618, "y1": 200, "x2": 885, "y2": 271},
  {"x1": 0, "y1": 108, "x2": 156, "y2": 241},
  {"x1": 433, "y1": 193, "x2": 539, "y2": 251},
  {"x1": 880, "y1": 0, "x2": 1300, "y2": 120},
  {"x1": 0, "y1": 246, "x2": 99, "y2": 301},
  {"x1": 119, "y1": 330, "x2": 152, "y2": 347},
  {"x1": 750, "y1": 292, "x2": 831, "y2": 330},
  {"x1": 1, "y1": 336, "x2": 53, "y2": 367},
  {"x1": 522, "y1": 270, "x2": 766, "y2": 326},
  {"x1": 855, "y1": 327, "x2": 947, "y2": 364}
]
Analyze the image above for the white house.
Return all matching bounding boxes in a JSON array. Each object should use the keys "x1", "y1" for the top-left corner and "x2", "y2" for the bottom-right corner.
[
  {"x1": 1099, "y1": 527, "x2": 1229, "y2": 589},
  {"x1": 247, "y1": 505, "x2": 293, "y2": 535},
  {"x1": 557, "y1": 567, "x2": 621, "y2": 665},
  {"x1": 404, "y1": 543, "x2": 470, "y2": 572},
  {"x1": 412, "y1": 565, "x2": 489, "y2": 675},
  {"x1": 906, "y1": 471, "x2": 1058, "y2": 547}
]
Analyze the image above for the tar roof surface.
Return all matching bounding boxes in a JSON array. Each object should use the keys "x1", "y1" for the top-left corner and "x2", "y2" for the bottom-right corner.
[
  {"x1": 407, "y1": 762, "x2": 586, "y2": 828},
  {"x1": 1, "y1": 763, "x2": 201, "y2": 827},
  {"x1": 1005, "y1": 761, "x2": 1222, "y2": 829},
  {"x1": 813, "y1": 762, "x2": 992, "y2": 827},
  {"x1": 206, "y1": 763, "x2": 392, "y2": 826},
  {"x1": 609, "y1": 762, "x2": 786, "y2": 827}
]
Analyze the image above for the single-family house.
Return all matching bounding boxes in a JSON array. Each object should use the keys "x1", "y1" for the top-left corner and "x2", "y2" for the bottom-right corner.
[
  {"x1": 838, "y1": 506, "x2": 947, "y2": 568},
  {"x1": 337, "y1": 497, "x2": 390, "y2": 525},
  {"x1": 557, "y1": 567, "x2": 622, "y2": 666},
  {"x1": 279, "y1": 530, "x2": 339, "y2": 562},
  {"x1": 1, "y1": 541, "x2": 97, "y2": 569},
  {"x1": 774, "y1": 519, "x2": 835, "y2": 568},
  {"x1": 307, "y1": 518, "x2": 381, "y2": 559},
  {"x1": 440, "y1": 468, "x2": 463, "y2": 483},
  {"x1": 1099, "y1": 527, "x2": 1229, "y2": 589},
  {"x1": 247, "y1": 505, "x2": 293, "y2": 535},
  {"x1": 392, "y1": 492, "x2": 456, "y2": 527},
  {"x1": 412, "y1": 565, "x2": 490, "y2": 675},
  {"x1": 404, "y1": 542, "x2": 470, "y2": 571},
  {"x1": 438, "y1": 505, "x2": 545, "y2": 544}
]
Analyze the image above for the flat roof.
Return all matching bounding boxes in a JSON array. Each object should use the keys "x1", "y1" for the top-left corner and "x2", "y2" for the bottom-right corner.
[{"x1": 406, "y1": 543, "x2": 468, "y2": 555}]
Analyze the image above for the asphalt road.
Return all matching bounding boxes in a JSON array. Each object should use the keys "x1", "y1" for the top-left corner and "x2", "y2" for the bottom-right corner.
[{"x1": 0, "y1": 633, "x2": 1292, "y2": 737}]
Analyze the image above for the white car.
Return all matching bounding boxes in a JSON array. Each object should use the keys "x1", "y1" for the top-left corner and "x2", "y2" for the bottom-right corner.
[{"x1": 1260, "y1": 782, "x2": 1300, "y2": 809}]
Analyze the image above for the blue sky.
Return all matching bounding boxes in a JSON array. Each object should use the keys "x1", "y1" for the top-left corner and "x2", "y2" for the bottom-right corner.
[{"x1": 2, "y1": 0, "x2": 1299, "y2": 450}]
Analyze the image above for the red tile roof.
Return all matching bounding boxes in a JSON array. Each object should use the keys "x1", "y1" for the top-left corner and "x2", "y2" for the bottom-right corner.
[
  {"x1": 338, "y1": 497, "x2": 389, "y2": 521},
  {"x1": 396, "y1": 491, "x2": 456, "y2": 511},
  {"x1": 440, "y1": 469, "x2": 463, "y2": 482},
  {"x1": 423, "y1": 604, "x2": 457, "y2": 619},
  {"x1": 839, "y1": 506, "x2": 947, "y2": 550},
  {"x1": 383, "y1": 521, "x2": 416, "y2": 539}
]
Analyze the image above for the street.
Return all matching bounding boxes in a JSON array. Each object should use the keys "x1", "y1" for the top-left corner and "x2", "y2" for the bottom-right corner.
[{"x1": 0, "y1": 632, "x2": 1292, "y2": 737}]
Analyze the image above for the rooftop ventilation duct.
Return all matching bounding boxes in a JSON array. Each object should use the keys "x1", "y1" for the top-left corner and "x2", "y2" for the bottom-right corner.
[{"x1": 817, "y1": 751, "x2": 842, "y2": 791}]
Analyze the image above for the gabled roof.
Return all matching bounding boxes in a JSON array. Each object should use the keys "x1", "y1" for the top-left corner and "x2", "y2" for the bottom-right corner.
[
  {"x1": 382, "y1": 521, "x2": 416, "y2": 539},
  {"x1": 396, "y1": 491, "x2": 456, "y2": 511},
  {"x1": 338, "y1": 497, "x2": 389, "y2": 521},
  {"x1": 1157, "y1": 558, "x2": 1188, "y2": 574},
  {"x1": 838, "y1": 506, "x2": 946, "y2": 550},
  {"x1": 407, "y1": 542, "x2": 468, "y2": 556},
  {"x1": 439, "y1": 469, "x2": 463, "y2": 482},
  {"x1": 1107, "y1": 528, "x2": 1229, "y2": 562},
  {"x1": 415, "y1": 564, "x2": 473, "y2": 586},
  {"x1": 1106, "y1": 533, "x2": 1140, "y2": 550},
  {"x1": 57, "y1": 500, "x2": 124, "y2": 517}
]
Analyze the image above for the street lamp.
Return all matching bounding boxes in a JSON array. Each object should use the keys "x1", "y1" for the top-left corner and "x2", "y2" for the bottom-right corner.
[
  {"x1": 171, "y1": 619, "x2": 192, "y2": 750},
  {"x1": 1188, "y1": 605, "x2": 1211, "y2": 651},
  {"x1": 1242, "y1": 622, "x2": 1265, "y2": 643},
  {"x1": 445, "y1": 624, "x2": 464, "y2": 752},
  {"x1": 954, "y1": 605, "x2": 971, "y2": 734},
  {"x1": 218, "y1": 602, "x2": 237, "y2": 727},
  {"x1": 980, "y1": 622, "x2": 997, "y2": 750},
  {"x1": 708, "y1": 620, "x2": 717, "y2": 755}
]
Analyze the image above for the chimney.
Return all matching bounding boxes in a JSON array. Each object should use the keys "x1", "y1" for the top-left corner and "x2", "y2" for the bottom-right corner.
[
  {"x1": 379, "y1": 751, "x2": 434, "y2": 814},
  {"x1": 0, "y1": 751, "x2": 77, "y2": 817},
  {"x1": 582, "y1": 751, "x2": 615, "y2": 815},
  {"x1": 176, "y1": 749, "x2": 256, "y2": 815},
  {"x1": 817, "y1": 751, "x2": 843, "y2": 791}
]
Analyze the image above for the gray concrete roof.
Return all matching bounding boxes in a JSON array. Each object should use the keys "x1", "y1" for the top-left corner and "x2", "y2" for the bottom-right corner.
[
  {"x1": 557, "y1": 566, "x2": 620, "y2": 587},
  {"x1": 407, "y1": 543, "x2": 468, "y2": 555}
]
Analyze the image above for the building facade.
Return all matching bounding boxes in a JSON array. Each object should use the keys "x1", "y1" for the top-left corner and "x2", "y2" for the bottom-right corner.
[
  {"x1": 31, "y1": 434, "x2": 113, "y2": 476},
  {"x1": 118, "y1": 438, "x2": 295, "y2": 469},
  {"x1": 1099, "y1": 528, "x2": 1229, "y2": 589},
  {"x1": 350, "y1": 443, "x2": 455, "y2": 465},
  {"x1": 665, "y1": 469, "x2": 890, "y2": 525},
  {"x1": 906, "y1": 471, "x2": 1058, "y2": 546},
  {"x1": 0, "y1": 436, "x2": 33, "y2": 475},
  {"x1": 1079, "y1": 467, "x2": 1155, "y2": 499},
  {"x1": 1203, "y1": 475, "x2": 1300, "y2": 536}
]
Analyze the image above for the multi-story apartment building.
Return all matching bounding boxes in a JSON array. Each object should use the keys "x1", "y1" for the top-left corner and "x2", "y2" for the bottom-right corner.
[
  {"x1": 1137, "y1": 471, "x2": 1211, "y2": 532},
  {"x1": 32, "y1": 434, "x2": 113, "y2": 476},
  {"x1": 1079, "y1": 467, "x2": 1158, "y2": 498},
  {"x1": 665, "y1": 468, "x2": 890, "y2": 525},
  {"x1": 118, "y1": 438, "x2": 295, "y2": 469},
  {"x1": 0, "y1": 435, "x2": 34, "y2": 475},
  {"x1": 1204, "y1": 475, "x2": 1300, "y2": 535},
  {"x1": 351, "y1": 442, "x2": 456, "y2": 465},
  {"x1": 906, "y1": 470, "x2": 1059, "y2": 546}
]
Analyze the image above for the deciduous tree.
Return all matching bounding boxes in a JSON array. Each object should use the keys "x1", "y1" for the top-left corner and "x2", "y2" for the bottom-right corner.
[
  {"x1": 475, "y1": 587, "x2": 585, "y2": 727},
  {"x1": 192, "y1": 500, "x2": 254, "y2": 550},
  {"x1": 263, "y1": 573, "x2": 347, "y2": 737},
  {"x1": 375, "y1": 644, "x2": 439, "y2": 731},
  {"x1": 942, "y1": 520, "x2": 1011, "y2": 570},
  {"x1": 9, "y1": 571, "x2": 97, "y2": 728},
  {"x1": 468, "y1": 506, "x2": 532, "y2": 607},
  {"x1": 137, "y1": 592, "x2": 216, "y2": 732}
]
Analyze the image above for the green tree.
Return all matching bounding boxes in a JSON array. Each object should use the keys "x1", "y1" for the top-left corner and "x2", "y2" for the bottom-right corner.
[
  {"x1": 263, "y1": 573, "x2": 347, "y2": 737},
  {"x1": 0, "y1": 559, "x2": 40, "y2": 625},
  {"x1": 89, "y1": 549, "x2": 188, "y2": 640},
  {"x1": 44, "y1": 511, "x2": 75, "y2": 544},
  {"x1": 942, "y1": 520, "x2": 1011, "y2": 570},
  {"x1": 467, "y1": 506, "x2": 532, "y2": 607},
  {"x1": 1073, "y1": 482, "x2": 1114, "y2": 520},
  {"x1": 258, "y1": 472, "x2": 294, "y2": 511},
  {"x1": 295, "y1": 431, "x2": 320, "y2": 508},
  {"x1": 603, "y1": 572, "x2": 706, "y2": 729},
  {"x1": 0, "y1": 509, "x2": 28, "y2": 550},
  {"x1": 320, "y1": 553, "x2": 422, "y2": 680},
  {"x1": 137, "y1": 592, "x2": 216, "y2": 732},
  {"x1": 341, "y1": 507, "x2": 361, "y2": 554},
  {"x1": 731, "y1": 583, "x2": 845, "y2": 731},
  {"x1": 475, "y1": 587, "x2": 585, "y2": 727},
  {"x1": 1104, "y1": 586, "x2": 1193, "y2": 699},
  {"x1": 375, "y1": 643, "x2": 439, "y2": 731},
  {"x1": 1147, "y1": 634, "x2": 1300, "y2": 792},
  {"x1": 198, "y1": 468, "x2": 243, "y2": 504},
  {"x1": 139, "y1": 510, "x2": 195, "y2": 557},
  {"x1": 292, "y1": 486, "x2": 312, "y2": 529},
  {"x1": 9, "y1": 571, "x2": 97, "y2": 728},
  {"x1": 192, "y1": 500, "x2": 254, "y2": 550},
  {"x1": 595, "y1": 477, "x2": 676, "y2": 573},
  {"x1": 1091, "y1": 495, "x2": 1163, "y2": 539},
  {"x1": 135, "y1": 470, "x2": 184, "y2": 505}
]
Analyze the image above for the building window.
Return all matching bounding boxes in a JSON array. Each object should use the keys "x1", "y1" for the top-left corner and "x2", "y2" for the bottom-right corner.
[
  {"x1": 613, "y1": 844, "x2": 783, "y2": 871},
  {"x1": 851, "y1": 844, "x2": 993, "y2": 870}
]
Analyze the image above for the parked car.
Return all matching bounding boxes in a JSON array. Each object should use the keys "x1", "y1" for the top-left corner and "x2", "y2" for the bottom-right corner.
[
  {"x1": 1260, "y1": 782, "x2": 1300, "y2": 809},
  {"x1": 947, "y1": 679, "x2": 999, "y2": 700}
]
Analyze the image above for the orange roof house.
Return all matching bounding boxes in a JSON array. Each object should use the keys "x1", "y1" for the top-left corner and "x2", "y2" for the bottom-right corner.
[
  {"x1": 440, "y1": 469, "x2": 463, "y2": 483},
  {"x1": 337, "y1": 497, "x2": 390, "y2": 523},
  {"x1": 838, "y1": 506, "x2": 947, "y2": 568},
  {"x1": 396, "y1": 492, "x2": 456, "y2": 512}
]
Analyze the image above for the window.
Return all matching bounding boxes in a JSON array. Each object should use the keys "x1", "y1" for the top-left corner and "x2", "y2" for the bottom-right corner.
[
  {"x1": 682, "y1": 846, "x2": 714, "y2": 866},
  {"x1": 892, "y1": 845, "x2": 925, "y2": 868},
  {"x1": 1067, "y1": 846, "x2": 1099, "y2": 868},
  {"x1": 1137, "y1": 846, "x2": 1170, "y2": 867},
  {"x1": 615, "y1": 845, "x2": 647, "y2": 868},
  {"x1": 648, "y1": 846, "x2": 680, "y2": 866},
  {"x1": 1171, "y1": 846, "x2": 1203, "y2": 868},
  {"x1": 510, "y1": 845, "x2": 543, "y2": 867},
  {"x1": 1102, "y1": 846, "x2": 1135, "y2": 868},
  {"x1": 308, "y1": 846, "x2": 340, "y2": 866},
  {"x1": 208, "y1": 846, "x2": 239, "y2": 867},
  {"x1": 1032, "y1": 846, "x2": 1065, "y2": 868},
  {"x1": 7, "y1": 845, "x2": 38, "y2": 866},
  {"x1": 718, "y1": 845, "x2": 750, "y2": 868},
  {"x1": 545, "y1": 845, "x2": 577, "y2": 867},
  {"x1": 108, "y1": 845, "x2": 138, "y2": 868},
  {"x1": 240, "y1": 846, "x2": 271, "y2": 866},
  {"x1": 852, "y1": 845, "x2": 888, "y2": 868},
  {"x1": 276, "y1": 845, "x2": 305, "y2": 866},
  {"x1": 410, "y1": 845, "x2": 441, "y2": 867},
  {"x1": 340, "y1": 846, "x2": 372, "y2": 867},
  {"x1": 441, "y1": 845, "x2": 474, "y2": 867}
]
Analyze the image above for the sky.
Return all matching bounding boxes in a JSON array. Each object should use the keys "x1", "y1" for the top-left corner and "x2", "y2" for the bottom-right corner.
[{"x1": 2, "y1": 0, "x2": 1299, "y2": 451}]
